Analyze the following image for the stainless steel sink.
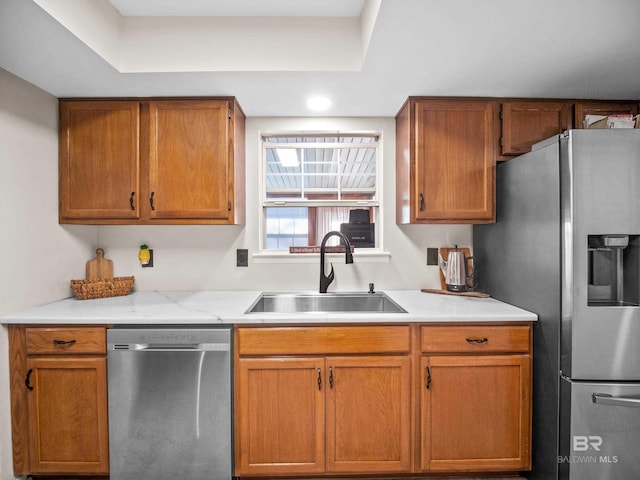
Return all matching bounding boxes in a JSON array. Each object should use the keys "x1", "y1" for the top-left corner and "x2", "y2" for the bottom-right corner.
[{"x1": 246, "y1": 292, "x2": 407, "y2": 314}]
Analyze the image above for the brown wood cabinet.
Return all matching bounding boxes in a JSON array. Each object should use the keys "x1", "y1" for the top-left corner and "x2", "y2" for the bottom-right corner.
[
  {"x1": 8, "y1": 326, "x2": 109, "y2": 476},
  {"x1": 499, "y1": 99, "x2": 639, "y2": 159},
  {"x1": 396, "y1": 98, "x2": 497, "y2": 224},
  {"x1": 418, "y1": 325, "x2": 532, "y2": 473},
  {"x1": 500, "y1": 100, "x2": 572, "y2": 157},
  {"x1": 573, "y1": 100, "x2": 639, "y2": 128},
  {"x1": 234, "y1": 326, "x2": 411, "y2": 476},
  {"x1": 59, "y1": 101, "x2": 140, "y2": 221},
  {"x1": 237, "y1": 357, "x2": 325, "y2": 475},
  {"x1": 59, "y1": 98, "x2": 245, "y2": 225}
]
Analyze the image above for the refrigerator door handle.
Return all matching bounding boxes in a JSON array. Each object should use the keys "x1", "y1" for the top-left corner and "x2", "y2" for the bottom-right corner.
[{"x1": 592, "y1": 392, "x2": 640, "y2": 408}]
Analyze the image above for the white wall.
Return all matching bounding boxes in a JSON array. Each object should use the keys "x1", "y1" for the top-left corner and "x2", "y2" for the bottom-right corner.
[
  {"x1": 97, "y1": 117, "x2": 472, "y2": 292},
  {"x1": 0, "y1": 68, "x2": 96, "y2": 480}
]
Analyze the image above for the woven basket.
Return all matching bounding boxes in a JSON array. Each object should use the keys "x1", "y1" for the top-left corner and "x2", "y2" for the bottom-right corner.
[{"x1": 70, "y1": 276, "x2": 135, "y2": 300}]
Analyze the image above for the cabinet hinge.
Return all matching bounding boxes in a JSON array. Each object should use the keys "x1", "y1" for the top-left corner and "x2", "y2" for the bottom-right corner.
[
  {"x1": 228, "y1": 201, "x2": 232, "y2": 211},
  {"x1": 499, "y1": 110, "x2": 503, "y2": 121},
  {"x1": 500, "y1": 137, "x2": 504, "y2": 147},
  {"x1": 228, "y1": 108, "x2": 232, "y2": 119}
]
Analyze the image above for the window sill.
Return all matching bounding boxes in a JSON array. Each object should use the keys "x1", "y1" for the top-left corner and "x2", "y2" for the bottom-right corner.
[{"x1": 252, "y1": 249, "x2": 391, "y2": 264}]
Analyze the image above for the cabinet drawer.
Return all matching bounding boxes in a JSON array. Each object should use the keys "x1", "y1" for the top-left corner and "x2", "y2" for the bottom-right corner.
[
  {"x1": 238, "y1": 326, "x2": 410, "y2": 355},
  {"x1": 26, "y1": 327, "x2": 106, "y2": 354},
  {"x1": 421, "y1": 325, "x2": 530, "y2": 354}
]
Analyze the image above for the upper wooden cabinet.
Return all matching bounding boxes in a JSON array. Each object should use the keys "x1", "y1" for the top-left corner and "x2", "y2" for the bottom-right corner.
[
  {"x1": 59, "y1": 101, "x2": 140, "y2": 221},
  {"x1": 500, "y1": 100, "x2": 572, "y2": 157},
  {"x1": 499, "y1": 99, "x2": 639, "y2": 158},
  {"x1": 59, "y1": 98, "x2": 245, "y2": 225},
  {"x1": 396, "y1": 98, "x2": 498, "y2": 224},
  {"x1": 573, "y1": 100, "x2": 639, "y2": 128}
]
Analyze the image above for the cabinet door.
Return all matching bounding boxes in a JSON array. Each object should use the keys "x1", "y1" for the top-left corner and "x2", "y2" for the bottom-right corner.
[
  {"x1": 325, "y1": 356, "x2": 411, "y2": 473},
  {"x1": 26, "y1": 356, "x2": 109, "y2": 474},
  {"x1": 501, "y1": 101, "x2": 572, "y2": 156},
  {"x1": 59, "y1": 101, "x2": 140, "y2": 221},
  {"x1": 236, "y1": 357, "x2": 325, "y2": 475},
  {"x1": 148, "y1": 100, "x2": 231, "y2": 221},
  {"x1": 574, "y1": 101, "x2": 639, "y2": 128},
  {"x1": 414, "y1": 100, "x2": 496, "y2": 223},
  {"x1": 420, "y1": 355, "x2": 531, "y2": 472}
]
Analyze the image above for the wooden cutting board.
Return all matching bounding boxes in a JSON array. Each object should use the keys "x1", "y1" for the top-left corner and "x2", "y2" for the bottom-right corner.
[
  {"x1": 438, "y1": 247, "x2": 473, "y2": 290},
  {"x1": 86, "y1": 248, "x2": 114, "y2": 280}
]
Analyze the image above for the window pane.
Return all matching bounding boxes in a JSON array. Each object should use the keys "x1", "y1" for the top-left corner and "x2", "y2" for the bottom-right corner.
[
  {"x1": 264, "y1": 135, "x2": 377, "y2": 201},
  {"x1": 264, "y1": 206, "x2": 374, "y2": 249},
  {"x1": 265, "y1": 207, "x2": 309, "y2": 251}
]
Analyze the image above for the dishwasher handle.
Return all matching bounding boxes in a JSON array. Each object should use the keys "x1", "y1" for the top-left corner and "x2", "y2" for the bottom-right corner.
[{"x1": 109, "y1": 343, "x2": 230, "y2": 352}]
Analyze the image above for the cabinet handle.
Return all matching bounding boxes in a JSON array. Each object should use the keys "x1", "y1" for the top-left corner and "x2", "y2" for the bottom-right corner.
[
  {"x1": 25, "y1": 368, "x2": 34, "y2": 391},
  {"x1": 426, "y1": 366, "x2": 431, "y2": 390},
  {"x1": 466, "y1": 337, "x2": 489, "y2": 344},
  {"x1": 53, "y1": 339, "x2": 77, "y2": 346},
  {"x1": 329, "y1": 366, "x2": 334, "y2": 389},
  {"x1": 150, "y1": 192, "x2": 155, "y2": 211},
  {"x1": 129, "y1": 191, "x2": 135, "y2": 210},
  {"x1": 317, "y1": 368, "x2": 322, "y2": 390},
  {"x1": 419, "y1": 193, "x2": 425, "y2": 212}
]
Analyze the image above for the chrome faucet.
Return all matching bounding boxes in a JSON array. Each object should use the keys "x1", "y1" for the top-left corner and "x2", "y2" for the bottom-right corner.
[{"x1": 319, "y1": 231, "x2": 354, "y2": 293}]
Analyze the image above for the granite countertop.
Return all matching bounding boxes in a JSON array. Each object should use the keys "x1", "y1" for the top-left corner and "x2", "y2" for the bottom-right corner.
[{"x1": 1, "y1": 290, "x2": 537, "y2": 325}]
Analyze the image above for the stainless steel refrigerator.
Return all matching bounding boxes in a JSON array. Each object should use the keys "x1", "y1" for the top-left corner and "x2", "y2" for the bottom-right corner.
[{"x1": 474, "y1": 129, "x2": 640, "y2": 480}]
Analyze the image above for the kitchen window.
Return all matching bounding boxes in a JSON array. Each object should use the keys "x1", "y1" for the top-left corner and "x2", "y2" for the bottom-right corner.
[{"x1": 261, "y1": 134, "x2": 380, "y2": 252}]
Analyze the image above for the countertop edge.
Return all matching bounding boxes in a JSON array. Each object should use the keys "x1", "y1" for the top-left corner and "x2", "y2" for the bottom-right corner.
[{"x1": 1, "y1": 290, "x2": 538, "y2": 325}]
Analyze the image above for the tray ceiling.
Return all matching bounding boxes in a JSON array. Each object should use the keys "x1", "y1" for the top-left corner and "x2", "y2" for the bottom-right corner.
[{"x1": 1, "y1": 0, "x2": 639, "y2": 117}]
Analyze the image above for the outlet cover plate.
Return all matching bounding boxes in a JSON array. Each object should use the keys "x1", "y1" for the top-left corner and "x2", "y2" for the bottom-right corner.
[
  {"x1": 237, "y1": 249, "x2": 249, "y2": 267},
  {"x1": 427, "y1": 248, "x2": 439, "y2": 266}
]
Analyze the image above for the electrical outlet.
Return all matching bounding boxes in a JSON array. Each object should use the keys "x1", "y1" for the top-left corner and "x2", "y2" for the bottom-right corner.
[
  {"x1": 426, "y1": 248, "x2": 439, "y2": 266},
  {"x1": 237, "y1": 249, "x2": 249, "y2": 267}
]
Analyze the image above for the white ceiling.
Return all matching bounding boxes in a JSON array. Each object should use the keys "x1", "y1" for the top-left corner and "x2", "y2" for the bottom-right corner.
[
  {"x1": 108, "y1": 0, "x2": 365, "y2": 17},
  {"x1": 1, "y1": 0, "x2": 639, "y2": 117}
]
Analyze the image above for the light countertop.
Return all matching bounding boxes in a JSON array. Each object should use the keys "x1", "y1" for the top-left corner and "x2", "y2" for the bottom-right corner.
[{"x1": 1, "y1": 290, "x2": 537, "y2": 325}]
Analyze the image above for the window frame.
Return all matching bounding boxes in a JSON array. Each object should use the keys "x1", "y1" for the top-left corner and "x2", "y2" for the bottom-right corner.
[{"x1": 258, "y1": 131, "x2": 384, "y2": 256}]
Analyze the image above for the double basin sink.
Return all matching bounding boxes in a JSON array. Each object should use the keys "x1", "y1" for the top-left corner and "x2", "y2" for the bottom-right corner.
[{"x1": 246, "y1": 291, "x2": 407, "y2": 314}]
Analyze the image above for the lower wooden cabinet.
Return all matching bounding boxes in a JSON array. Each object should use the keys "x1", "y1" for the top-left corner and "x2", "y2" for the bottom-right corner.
[
  {"x1": 26, "y1": 356, "x2": 109, "y2": 474},
  {"x1": 237, "y1": 357, "x2": 325, "y2": 475},
  {"x1": 419, "y1": 324, "x2": 532, "y2": 473},
  {"x1": 234, "y1": 326, "x2": 412, "y2": 477},
  {"x1": 420, "y1": 354, "x2": 531, "y2": 472},
  {"x1": 325, "y1": 356, "x2": 411, "y2": 473},
  {"x1": 235, "y1": 323, "x2": 532, "y2": 478},
  {"x1": 8, "y1": 326, "x2": 109, "y2": 476}
]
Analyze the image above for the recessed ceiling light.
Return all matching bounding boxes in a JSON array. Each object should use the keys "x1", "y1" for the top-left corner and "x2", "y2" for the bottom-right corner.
[{"x1": 307, "y1": 96, "x2": 331, "y2": 111}]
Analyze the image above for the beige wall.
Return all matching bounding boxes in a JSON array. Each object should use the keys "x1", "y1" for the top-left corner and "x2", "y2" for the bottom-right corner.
[{"x1": 0, "y1": 68, "x2": 96, "y2": 479}]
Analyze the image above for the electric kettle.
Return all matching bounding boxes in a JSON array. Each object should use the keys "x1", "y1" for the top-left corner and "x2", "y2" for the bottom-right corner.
[{"x1": 439, "y1": 245, "x2": 474, "y2": 292}]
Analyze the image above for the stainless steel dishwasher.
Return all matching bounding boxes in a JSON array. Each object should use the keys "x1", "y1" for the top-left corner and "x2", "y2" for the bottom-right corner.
[{"x1": 107, "y1": 327, "x2": 232, "y2": 480}]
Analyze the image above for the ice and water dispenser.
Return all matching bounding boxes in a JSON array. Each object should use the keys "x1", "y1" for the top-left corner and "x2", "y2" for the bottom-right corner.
[{"x1": 588, "y1": 234, "x2": 640, "y2": 306}]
